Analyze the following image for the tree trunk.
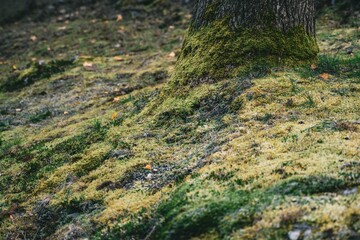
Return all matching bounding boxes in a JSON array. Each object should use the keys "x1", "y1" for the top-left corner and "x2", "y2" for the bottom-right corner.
[
  {"x1": 191, "y1": 0, "x2": 316, "y2": 36},
  {"x1": 173, "y1": 0, "x2": 319, "y2": 85}
]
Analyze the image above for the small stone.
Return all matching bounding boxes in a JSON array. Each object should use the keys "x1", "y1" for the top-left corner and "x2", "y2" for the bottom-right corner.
[
  {"x1": 343, "y1": 188, "x2": 358, "y2": 196},
  {"x1": 288, "y1": 230, "x2": 301, "y2": 240}
]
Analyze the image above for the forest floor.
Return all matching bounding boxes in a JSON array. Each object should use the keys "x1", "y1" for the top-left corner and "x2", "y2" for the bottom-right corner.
[{"x1": 0, "y1": 1, "x2": 359, "y2": 239}]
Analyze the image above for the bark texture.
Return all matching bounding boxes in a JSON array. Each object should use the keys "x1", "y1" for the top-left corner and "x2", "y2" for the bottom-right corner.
[{"x1": 191, "y1": 0, "x2": 316, "y2": 36}]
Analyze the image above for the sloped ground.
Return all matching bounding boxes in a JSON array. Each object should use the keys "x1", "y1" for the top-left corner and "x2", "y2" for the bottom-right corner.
[{"x1": 0, "y1": 1, "x2": 359, "y2": 239}]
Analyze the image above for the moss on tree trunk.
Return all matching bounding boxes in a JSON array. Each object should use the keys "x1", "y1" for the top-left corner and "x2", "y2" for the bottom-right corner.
[{"x1": 172, "y1": 0, "x2": 319, "y2": 85}]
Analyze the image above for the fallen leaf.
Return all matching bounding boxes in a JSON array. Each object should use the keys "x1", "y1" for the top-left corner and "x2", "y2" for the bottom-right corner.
[
  {"x1": 168, "y1": 52, "x2": 176, "y2": 58},
  {"x1": 319, "y1": 73, "x2": 330, "y2": 80},
  {"x1": 144, "y1": 164, "x2": 152, "y2": 170},
  {"x1": 113, "y1": 56, "x2": 124, "y2": 61},
  {"x1": 116, "y1": 14, "x2": 123, "y2": 22},
  {"x1": 111, "y1": 112, "x2": 118, "y2": 120},
  {"x1": 113, "y1": 97, "x2": 121, "y2": 103},
  {"x1": 310, "y1": 64, "x2": 317, "y2": 70},
  {"x1": 57, "y1": 26, "x2": 67, "y2": 31},
  {"x1": 184, "y1": 14, "x2": 192, "y2": 19},
  {"x1": 30, "y1": 35, "x2": 37, "y2": 41},
  {"x1": 83, "y1": 62, "x2": 96, "y2": 71},
  {"x1": 12, "y1": 65, "x2": 17, "y2": 71},
  {"x1": 63, "y1": 111, "x2": 69, "y2": 115}
]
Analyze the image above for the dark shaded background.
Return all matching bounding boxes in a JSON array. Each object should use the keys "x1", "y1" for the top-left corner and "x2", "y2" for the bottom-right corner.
[{"x1": 0, "y1": 0, "x2": 359, "y2": 24}]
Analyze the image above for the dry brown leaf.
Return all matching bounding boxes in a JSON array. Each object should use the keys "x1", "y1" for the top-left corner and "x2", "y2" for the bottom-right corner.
[
  {"x1": 116, "y1": 14, "x2": 123, "y2": 22},
  {"x1": 310, "y1": 64, "x2": 317, "y2": 70},
  {"x1": 113, "y1": 56, "x2": 124, "y2": 61},
  {"x1": 184, "y1": 14, "x2": 192, "y2": 19},
  {"x1": 113, "y1": 97, "x2": 121, "y2": 103},
  {"x1": 319, "y1": 73, "x2": 330, "y2": 80},
  {"x1": 57, "y1": 26, "x2": 67, "y2": 31},
  {"x1": 83, "y1": 62, "x2": 96, "y2": 71},
  {"x1": 168, "y1": 52, "x2": 176, "y2": 58}
]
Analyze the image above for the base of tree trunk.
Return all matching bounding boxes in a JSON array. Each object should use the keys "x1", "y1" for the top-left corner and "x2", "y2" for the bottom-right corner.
[{"x1": 171, "y1": 19, "x2": 319, "y2": 86}]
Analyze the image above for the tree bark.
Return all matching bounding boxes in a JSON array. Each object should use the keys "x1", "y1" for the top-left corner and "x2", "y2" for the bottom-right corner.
[
  {"x1": 191, "y1": 0, "x2": 316, "y2": 36},
  {"x1": 173, "y1": 0, "x2": 319, "y2": 85}
]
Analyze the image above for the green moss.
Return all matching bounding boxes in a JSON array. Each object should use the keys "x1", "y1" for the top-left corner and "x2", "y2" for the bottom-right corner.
[
  {"x1": 171, "y1": 20, "x2": 319, "y2": 86},
  {"x1": 267, "y1": 176, "x2": 347, "y2": 195},
  {"x1": 29, "y1": 109, "x2": 52, "y2": 123}
]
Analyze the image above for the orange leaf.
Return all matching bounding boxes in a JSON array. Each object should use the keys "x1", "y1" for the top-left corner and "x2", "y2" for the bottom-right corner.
[
  {"x1": 113, "y1": 56, "x2": 124, "y2": 61},
  {"x1": 111, "y1": 112, "x2": 118, "y2": 120},
  {"x1": 319, "y1": 73, "x2": 330, "y2": 80},
  {"x1": 83, "y1": 62, "x2": 96, "y2": 71},
  {"x1": 144, "y1": 164, "x2": 152, "y2": 170},
  {"x1": 113, "y1": 97, "x2": 121, "y2": 103}
]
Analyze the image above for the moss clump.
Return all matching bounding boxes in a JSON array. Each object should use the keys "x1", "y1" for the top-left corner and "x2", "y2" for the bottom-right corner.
[{"x1": 171, "y1": 20, "x2": 319, "y2": 86}]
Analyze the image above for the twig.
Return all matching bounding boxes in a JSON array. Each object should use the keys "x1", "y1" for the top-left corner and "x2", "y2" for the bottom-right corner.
[{"x1": 144, "y1": 225, "x2": 156, "y2": 240}]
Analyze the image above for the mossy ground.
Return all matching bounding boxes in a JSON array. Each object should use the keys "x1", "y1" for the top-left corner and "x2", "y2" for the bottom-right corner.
[{"x1": 0, "y1": 1, "x2": 360, "y2": 239}]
